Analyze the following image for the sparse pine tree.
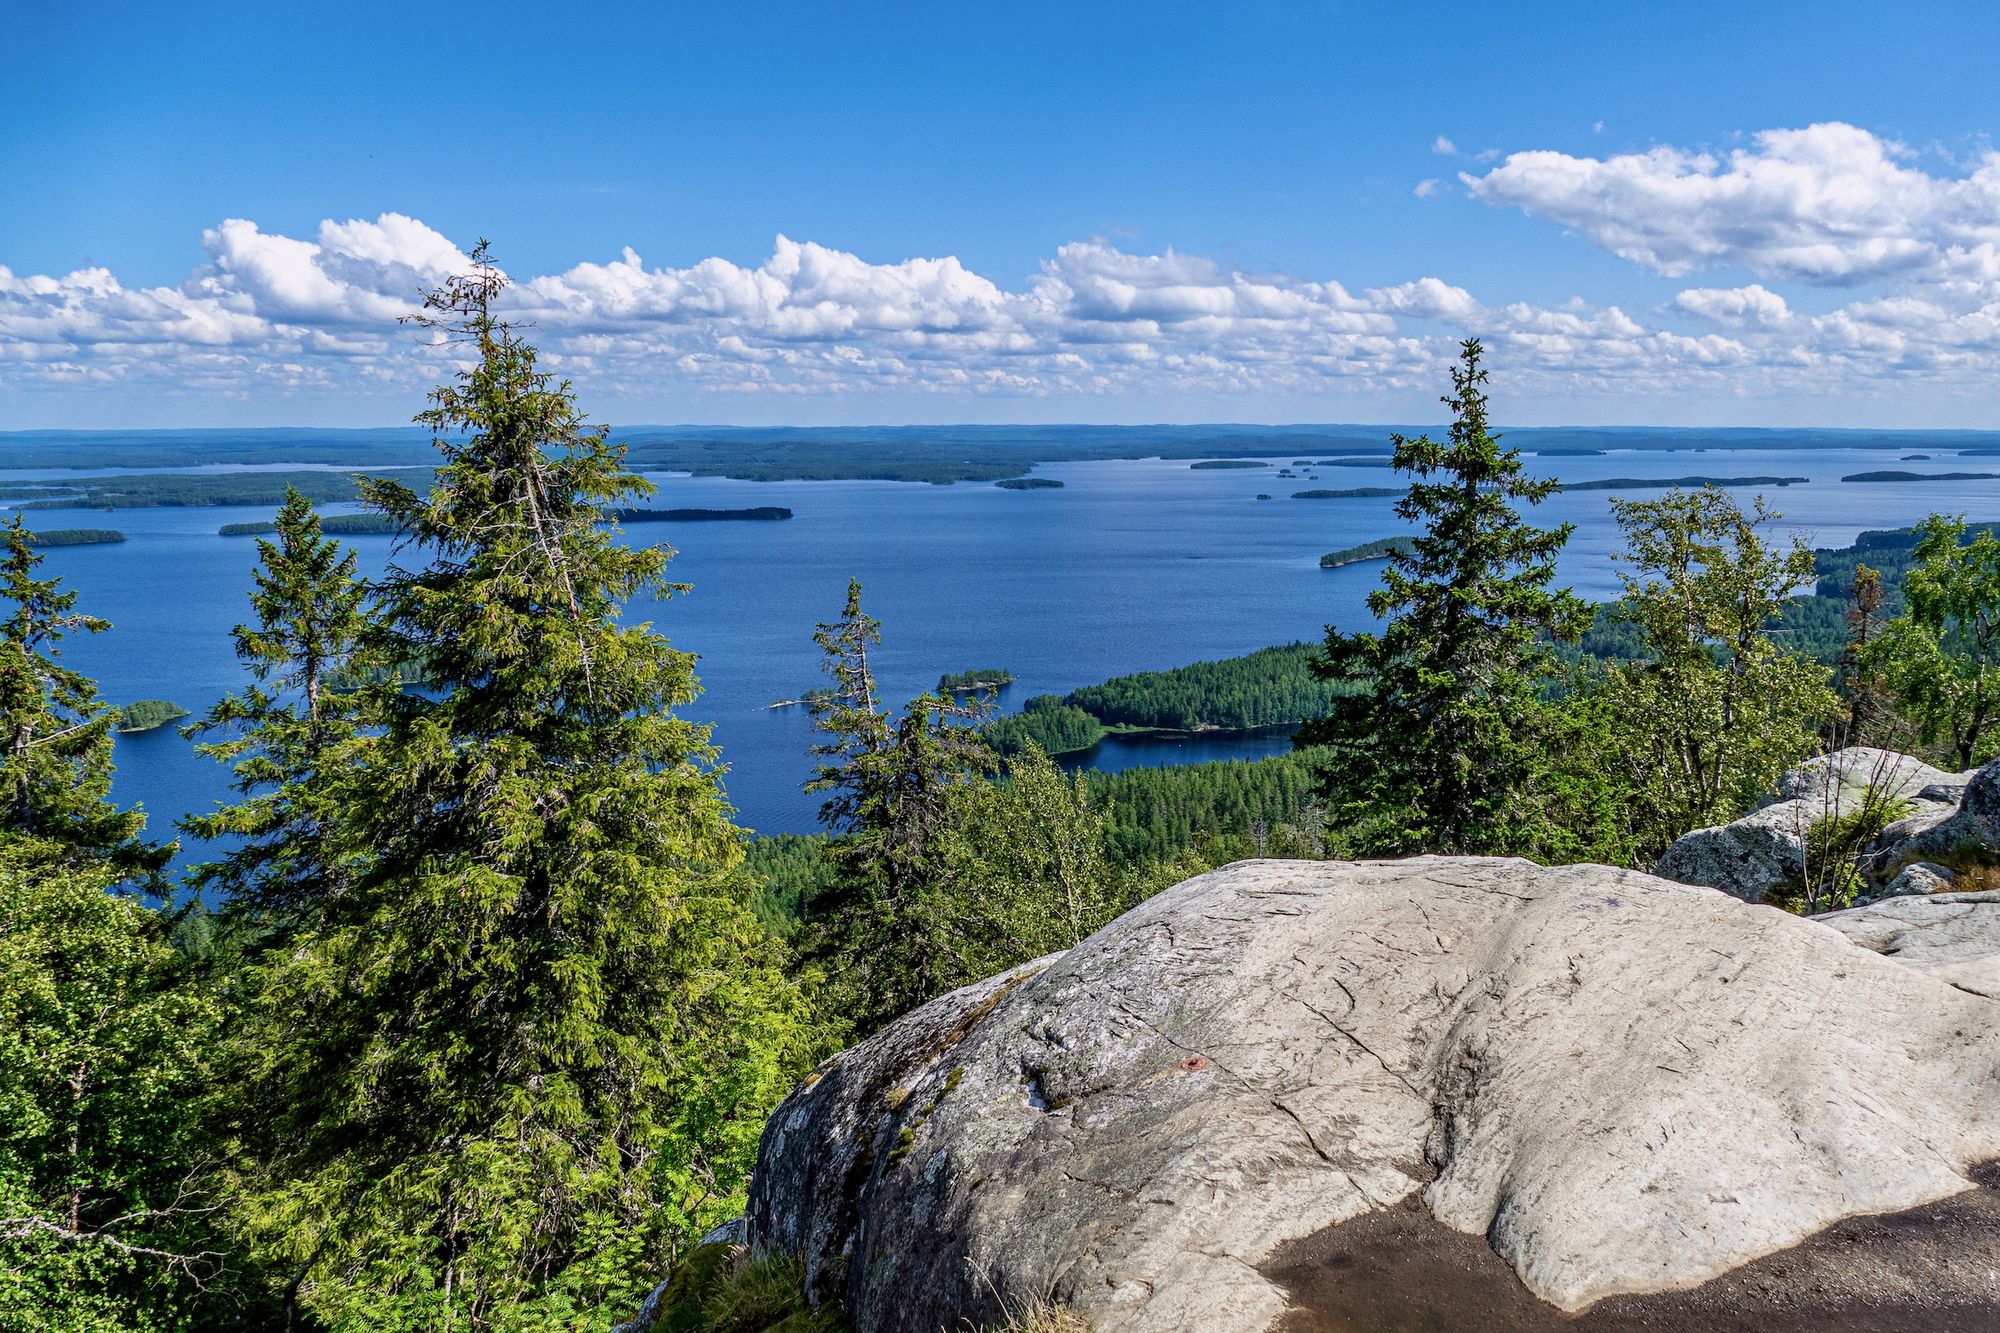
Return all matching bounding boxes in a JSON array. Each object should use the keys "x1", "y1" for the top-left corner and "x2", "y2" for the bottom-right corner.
[
  {"x1": 803, "y1": 578, "x2": 993, "y2": 1036},
  {"x1": 1294, "y1": 340, "x2": 1589, "y2": 855}
]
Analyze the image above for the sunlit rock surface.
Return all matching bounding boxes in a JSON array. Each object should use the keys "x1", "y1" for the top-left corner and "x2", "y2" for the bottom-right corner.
[{"x1": 745, "y1": 857, "x2": 2000, "y2": 1332}]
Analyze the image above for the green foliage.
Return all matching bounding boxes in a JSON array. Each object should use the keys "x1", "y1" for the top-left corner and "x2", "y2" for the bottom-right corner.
[
  {"x1": 1292, "y1": 487, "x2": 1400, "y2": 499},
  {"x1": 224, "y1": 249, "x2": 807, "y2": 1330},
  {"x1": 0, "y1": 836, "x2": 248, "y2": 1333},
  {"x1": 1189, "y1": 460, "x2": 1268, "y2": 470},
  {"x1": 183, "y1": 488, "x2": 374, "y2": 922},
  {"x1": 0, "y1": 520, "x2": 161, "y2": 880},
  {"x1": 1067, "y1": 643, "x2": 1348, "y2": 732},
  {"x1": 1863, "y1": 515, "x2": 2000, "y2": 767},
  {"x1": 1084, "y1": 751, "x2": 1325, "y2": 866},
  {"x1": 802, "y1": 579, "x2": 994, "y2": 1037},
  {"x1": 23, "y1": 530, "x2": 124, "y2": 548},
  {"x1": 113, "y1": 700, "x2": 189, "y2": 733},
  {"x1": 626, "y1": 1244, "x2": 846, "y2": 1333},
  {"x1": 742, "y1": 833, "x2": 838, "y2": 935},
  {"x1": 1578, "y1": 487, "x2": 1840, "y2": 860},
  {"x1": 985, "y1": 696, "x2": 1105, "y2": 757},
  {"x1": 940, "y1": 745, "x2": 1132, "y2": 970},
  {"x1": 993, "y1": 478, "x2": 1063, "y2": 490},
  {"x1": 1296, "y1": 340, "x2": 1589, "y2": 856},
  {"x1": 1785, "y1": 795, "x2": 1913, "y2": 915}
]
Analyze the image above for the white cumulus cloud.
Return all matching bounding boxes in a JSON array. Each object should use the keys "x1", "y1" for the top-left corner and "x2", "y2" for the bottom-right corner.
[
  {"x1": 1464, "y1": 122, "x2": 2000, "y2": 285},
  {"x1": 9, "y1": 198, "x2": 2000, "y2": 418}
]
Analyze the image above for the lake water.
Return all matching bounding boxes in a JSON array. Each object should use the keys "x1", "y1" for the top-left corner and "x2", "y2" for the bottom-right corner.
[{"x1": 21, "y1": 443, "x2": 2000, "y2": 879}]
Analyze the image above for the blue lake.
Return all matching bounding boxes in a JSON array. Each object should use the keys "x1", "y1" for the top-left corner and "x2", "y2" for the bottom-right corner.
[{"x1": 21, "y1": 443, "x2": 2000, "y2": 880}]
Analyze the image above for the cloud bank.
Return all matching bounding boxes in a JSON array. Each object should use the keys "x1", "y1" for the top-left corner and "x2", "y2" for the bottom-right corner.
[{"x1": 7, "y1": 122, "x2": 2000, "y2": 422}]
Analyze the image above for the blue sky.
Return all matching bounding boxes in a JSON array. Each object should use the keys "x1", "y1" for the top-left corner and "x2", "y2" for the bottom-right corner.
[{"x1": 6, "y1": 1, "x2": 2000, "y2": 428}]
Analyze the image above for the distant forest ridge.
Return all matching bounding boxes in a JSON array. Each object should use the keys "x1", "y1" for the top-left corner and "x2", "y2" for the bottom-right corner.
[{"x1": 9, "y1": 424, "x2": 2000, "y2": 484}]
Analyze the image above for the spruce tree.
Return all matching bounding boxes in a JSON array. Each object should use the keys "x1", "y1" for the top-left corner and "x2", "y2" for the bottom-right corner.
[
  {"x1": 235, "y1": 246, "x2": 804, "y2": 1329},
  {"x1": 804, "y1": 579, "x2": 992, "y2": 1035},
  {"x1": 183, "y1": 488, "x2": 372, "y2": 922},
  {"x1": 0, "y1": 519, "x2": 160, "y2": 877},
  {"x1": 1295, "y1": 340, "x2": 1589, "y2": 854}
]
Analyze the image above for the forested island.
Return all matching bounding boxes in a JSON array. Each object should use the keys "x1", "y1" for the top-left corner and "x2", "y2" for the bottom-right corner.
[
  {"x1": 938, "y1": 668, "x2": 1013, "y2": 692},
  {"x1": 1841, "y1": 470, "x2": 2000, "y2": 483},
  {"x1": 1294, "y1": 486, "x2": 1401, "y2": 498},
  {"x1": 221, "y1": 512, "x2": 400, "y2": 536},
  {"x1": 1190, "y1": 459, "x2": 1269, "y2": 470},
  {"x1": 114, "y1": 699, "x2": 190, "y2": 733},
  {"x1": 1320, "y1": 536, "x2": 1414, "y2": 568},
  {"x1": 25, "y1": 527, "x2": 125, "y2": 546},
  {"x1": 610, "y1": 506, "x2": 794, "y2": 522},
  {"x1": 994, "y1": 477, "x2": 1063, "y2": 490},
  {"x1": 0, "y1": 469, "x2": 427, "y2": 510},
  {"x1": 1556, "y1": 473, "x2": 1807, "y2": 490}
]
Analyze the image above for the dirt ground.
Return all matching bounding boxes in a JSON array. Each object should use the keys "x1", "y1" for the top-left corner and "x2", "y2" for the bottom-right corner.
[{"x1": 1265, "y1": 1163, "x2": 2000, "y2": 1333}]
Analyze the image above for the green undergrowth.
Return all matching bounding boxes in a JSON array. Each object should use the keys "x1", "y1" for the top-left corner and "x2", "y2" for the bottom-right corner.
[{"x1": 638, "y1": 1246, "x2": 847, "y2": 1332}]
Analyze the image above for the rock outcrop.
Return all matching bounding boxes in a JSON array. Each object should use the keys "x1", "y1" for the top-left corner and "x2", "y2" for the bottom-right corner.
[
  {"x1": 1653, "y1": 747, "x2": 1968, "y2": 902},
  {"x1": 745, "y1": 858, "x2": 2000, "y2": 1332}
]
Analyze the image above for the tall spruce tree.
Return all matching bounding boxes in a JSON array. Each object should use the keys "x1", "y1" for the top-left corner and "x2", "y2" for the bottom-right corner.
[
  {"x1": 804, "y1": 579, "x2": 992, "y2": 1035},
  {"x1": 0, "y1": 519, "x2": 160, "y2": 877},
  {"x1": 233, "y1": 246, "x2": 804, "y2": 1330},
  {"x1": 183, "y1": 488, "x2": 373, "y2": 922},
  {"x1": 1294, "y1": 340, "x2": 1589, "y2": 854}
]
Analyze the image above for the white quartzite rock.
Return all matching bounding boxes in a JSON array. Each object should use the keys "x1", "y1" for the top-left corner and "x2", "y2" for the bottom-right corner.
[
  {"x1": 1654, "y1": 747, "x2": 1973, "y2": 902},
  {"x1": 745, "y1": 857, "x2": 2000, "y2": 1332}
]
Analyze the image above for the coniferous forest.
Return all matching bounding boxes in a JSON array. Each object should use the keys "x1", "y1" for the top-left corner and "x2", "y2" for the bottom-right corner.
[{"x1": 7, "y1": 254, "x2": 2000, "y2": 1332}]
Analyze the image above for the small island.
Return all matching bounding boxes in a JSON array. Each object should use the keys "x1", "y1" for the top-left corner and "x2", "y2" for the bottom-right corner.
[
  {"x1": 1841, "y1": 470, "x2": 2000, "y2": 483},
  {"x1": 26, "y1": 528, "x2": 126, "y2": 547},
  {"x1": 994, "y1": 477, "x2": 1063, "y2": 490},
  {"x1": 1255, "y1": 493, "x2": 1273, "y2": 500},
  {"x1": 1534, "y1": 447, "x2": 1607, "y2": 457},
  {"x1": 1189, "y1": 460, "x2": 1268, "y2": 470},
  {"x1": 1557, "y1": 474, "x2": 1807, "y2": 491},
  {"x1": 1314, "y1": 458, "x2": 1394, "y2": 468},
  {"x1": 767, "y1": 688, "x2": 834, "y2": 710},
  {"x1": 1320, "y1": 536, "x2": 1414, "y2": 568},
  {"x1": 115, "y1": 699, "x2": 190, "y2": 733},
  {"x1": 611, "y1": 506, "x2": 795, "y2": 522},
  {"x1": 938, "y1": 668, "x2": 1013, "y2": 693},
  {"x1": 1901, "y1": 454, "x2": 1932, "y2": 461},
  {"x1": 222, "y1": 513, "x2": 399, "y2": 536},
  {"x1": 1294, "y1": 487, "x2": 1401, "y2": 499}
]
